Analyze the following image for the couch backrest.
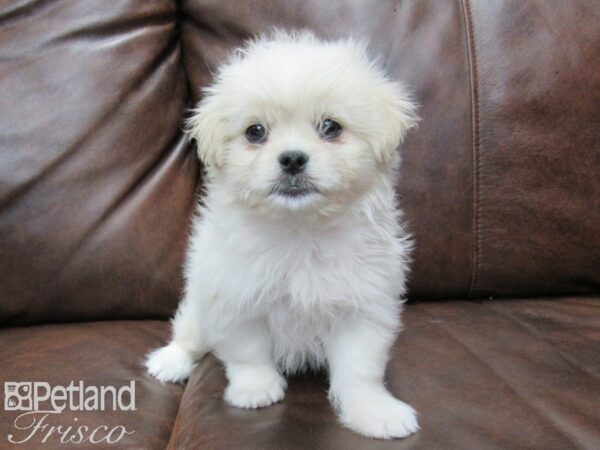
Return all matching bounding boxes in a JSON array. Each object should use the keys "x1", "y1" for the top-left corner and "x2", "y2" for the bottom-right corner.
[
  {"x1": 0, "y1": 0, "x2": 196, "y2": 325},
  {"x1": 1, "y1": 0, "x2": 599, "y2": 326}
]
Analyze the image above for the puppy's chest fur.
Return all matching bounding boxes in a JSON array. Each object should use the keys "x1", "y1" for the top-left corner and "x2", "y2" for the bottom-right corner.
[
  {"x1": 187, "y1": 196, "x2": 408, "y2": 371},
  {"x1": 198, "y1": 211, "x2": 401, "y2": 309}
]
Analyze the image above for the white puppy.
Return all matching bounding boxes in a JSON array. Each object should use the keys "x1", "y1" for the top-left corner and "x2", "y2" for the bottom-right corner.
[{"x1": 146, "y1": 30, "x2": 419, "y2": 439}]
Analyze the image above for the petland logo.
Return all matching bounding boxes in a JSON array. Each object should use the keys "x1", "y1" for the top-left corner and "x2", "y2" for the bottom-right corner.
[{"x1": 4, "y1": 381, "x2": 136, "y2": 445}]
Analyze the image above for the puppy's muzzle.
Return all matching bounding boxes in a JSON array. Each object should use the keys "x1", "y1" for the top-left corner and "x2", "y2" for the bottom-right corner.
[
  {"x1": 272, "y1": 151, "x2": 318, "y2": 198},
  {"x1": 271, "y1": 175, "x2": 318, "y2": 199}
]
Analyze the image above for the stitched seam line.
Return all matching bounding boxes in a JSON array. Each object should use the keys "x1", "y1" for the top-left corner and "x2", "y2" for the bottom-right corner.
[{"x1": 462, "y1": 0, "x2": 482, "y2": 299}]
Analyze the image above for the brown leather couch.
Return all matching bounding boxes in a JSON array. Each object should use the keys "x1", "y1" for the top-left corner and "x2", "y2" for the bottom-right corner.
[{"x1": 1, "y1": 1, "x2": 599, "y2": 449}]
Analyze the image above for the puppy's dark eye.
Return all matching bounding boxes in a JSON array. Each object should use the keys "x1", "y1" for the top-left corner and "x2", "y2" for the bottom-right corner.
[
  {"x1": 318, "y1": 119, "x2": 342, "y2": 140},
  {"x1": 245, "y1": 124, "x2": 267, "y2": 144}
]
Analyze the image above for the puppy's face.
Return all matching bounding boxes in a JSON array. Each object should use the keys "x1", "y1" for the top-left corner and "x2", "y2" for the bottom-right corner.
[{"x1": 188, "y1": 32, "x2": 417, "y2": 217}]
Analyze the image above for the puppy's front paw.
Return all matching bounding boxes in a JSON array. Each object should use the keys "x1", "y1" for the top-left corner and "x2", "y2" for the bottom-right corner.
[
  {"x1": 145, "y1": 342, "x2": 195, "y2": 384},
  {"x1": 224, "y1": 365, "x2": 286, "y2": 409},
  {"x1": 337, "y1": 387, "x2": 419, "y2": 439}
]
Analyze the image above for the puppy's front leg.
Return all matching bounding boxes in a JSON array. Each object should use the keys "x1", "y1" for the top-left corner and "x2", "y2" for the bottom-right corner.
[
  {"x1": 326, "y1": 315, "x2": 419, "y2": 439},
  {"x1": 214, "y1": 319, "x2": 286, "y2": 409}
]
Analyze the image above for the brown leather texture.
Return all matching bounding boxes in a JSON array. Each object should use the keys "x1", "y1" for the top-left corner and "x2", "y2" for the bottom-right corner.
[
  {"x1": 0, "y1": 320, "x2": 182, "y2": 449},
  {"x1": 1, "y1": 0, "x2": 599, "y2": 328},
  {"x1": 0, "y1": 0, "x2": 199, "y2": 326},
  {"x1": 1, "y1": 1, "x2": 600, "y2": 448},
  {"x1": 168, "y1": 297, "x2": 600, "y2": 450},
  {"x1": 465, "y1": 1, "x2": 600, "y2": 298}
]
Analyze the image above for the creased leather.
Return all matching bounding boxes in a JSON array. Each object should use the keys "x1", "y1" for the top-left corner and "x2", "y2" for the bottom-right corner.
[
  {"x1": 0, "y1": 0, "x2": 199, "y2": 326},
  {"x1": 1, "y1": 1, "x2": 599, "y2": 447},
  {"x1": 0, "y1": 320, "x2": 183, "y2": 450},
  {"x1": 169, "y1": 297, "x2": 600, "y2": 450}
]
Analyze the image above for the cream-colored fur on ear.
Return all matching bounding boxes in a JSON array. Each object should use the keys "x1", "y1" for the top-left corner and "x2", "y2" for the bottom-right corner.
[
  {"x1": 185, "y1": 88, "x2": 227, "y2": 169},
  {"x1": 371, "y1": 80, "x2": 419, "y2": 165}
]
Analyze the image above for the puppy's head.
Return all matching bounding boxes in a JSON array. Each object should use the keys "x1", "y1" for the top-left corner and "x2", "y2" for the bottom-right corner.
[{"x1": 187, "y1": 30, "x2": 417, "y2": 217}]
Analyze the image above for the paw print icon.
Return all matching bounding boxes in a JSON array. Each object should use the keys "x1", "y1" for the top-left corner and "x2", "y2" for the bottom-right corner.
[{"x1": 4, "y1": 382, "x2": 33, "y2": 411}]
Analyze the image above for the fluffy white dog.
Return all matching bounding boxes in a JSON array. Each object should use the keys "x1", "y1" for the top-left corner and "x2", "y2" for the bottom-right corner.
[{"x1": 146, "y1": 30, "x2": 419, "y2": 439}]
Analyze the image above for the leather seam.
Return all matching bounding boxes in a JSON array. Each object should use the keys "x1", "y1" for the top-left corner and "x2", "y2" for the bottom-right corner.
[{"x1": 462, "y1": 0, "x2": 482, "y2": 299}]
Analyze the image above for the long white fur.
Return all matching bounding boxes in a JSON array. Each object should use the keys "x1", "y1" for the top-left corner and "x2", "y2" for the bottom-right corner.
[{"x1": 146, "y1": 30, "x2": 420, "y2": 439}]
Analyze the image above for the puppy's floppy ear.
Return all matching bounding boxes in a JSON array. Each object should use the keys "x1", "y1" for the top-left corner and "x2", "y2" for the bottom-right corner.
[
  {"x1": 371, "y1": 81, "x2": 419, "y2": 165},
  {"x1": 185, "y1": 90, "x2": 227, "y2": 169}
]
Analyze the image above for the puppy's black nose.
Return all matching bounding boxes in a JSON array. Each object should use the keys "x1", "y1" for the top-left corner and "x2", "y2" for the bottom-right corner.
[{"x1": 278, "y1": 151, "x2": 309, "y2": 175}]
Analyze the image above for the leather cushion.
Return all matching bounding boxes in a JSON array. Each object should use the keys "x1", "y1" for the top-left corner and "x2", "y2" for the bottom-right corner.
[
  {"x1": 0, "y1": 320, "x2": 182, "y2": 449},
  {"x1": 167, "y1": 297, "x2": 600, "y2": 449}
]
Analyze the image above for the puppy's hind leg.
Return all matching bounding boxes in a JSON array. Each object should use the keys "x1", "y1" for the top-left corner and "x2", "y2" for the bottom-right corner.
[
  {"x1": 214, "y1": 319, "x2": 286, "y2": 409},
  {"x1": 145, "y1": 296, "x2": 207, "y2": 384}
]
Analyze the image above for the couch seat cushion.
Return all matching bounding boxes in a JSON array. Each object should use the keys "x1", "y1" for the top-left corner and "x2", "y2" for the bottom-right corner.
[
  {"x1": 0, "y1": 320, "x2": 181, "y2": 449},
  {"x1": 168, "y1": 297, "x2": 600, "y2": 449}
]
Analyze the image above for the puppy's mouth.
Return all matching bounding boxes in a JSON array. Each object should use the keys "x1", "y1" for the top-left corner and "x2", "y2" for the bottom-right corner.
[{"x1": 271, "y1": 175, "x2": 319, "y2": 198}]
